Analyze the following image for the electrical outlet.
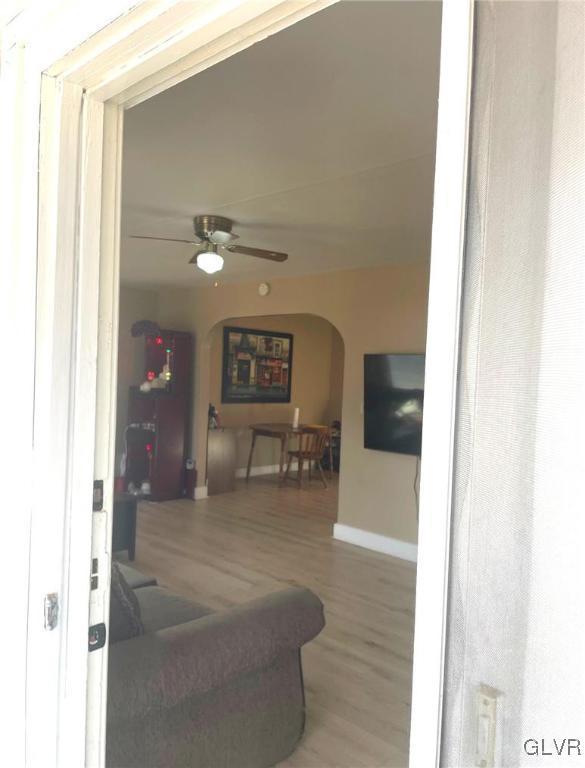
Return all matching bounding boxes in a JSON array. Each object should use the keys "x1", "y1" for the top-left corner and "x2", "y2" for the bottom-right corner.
[{"x1": 474, "y1": 684, "x2": 500, "y2": 767}]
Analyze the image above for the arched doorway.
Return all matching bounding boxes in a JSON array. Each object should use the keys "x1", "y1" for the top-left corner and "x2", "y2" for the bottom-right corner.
[{"x1": 205, "y1": 312, "x2": 344, "y2": 519}]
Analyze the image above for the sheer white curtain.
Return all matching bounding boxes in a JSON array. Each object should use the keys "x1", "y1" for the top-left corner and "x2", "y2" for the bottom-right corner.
[{"x1": 442, "y1": 2, "x2": 584, "y2": 766}]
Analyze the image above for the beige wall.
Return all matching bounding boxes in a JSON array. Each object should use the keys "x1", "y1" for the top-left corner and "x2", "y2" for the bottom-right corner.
[
  {"x1": 157, "y1": 262, "x2": 429, "y2": 544},
  {"x1": 115, "y1": 286, "x2": 160, "y2": 465},
  {"x1": 208, "y1": 314, "x2": 343, "y2": 471}
]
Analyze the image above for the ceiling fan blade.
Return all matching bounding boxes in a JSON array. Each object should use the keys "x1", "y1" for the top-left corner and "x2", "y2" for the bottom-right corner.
[
  {"x1": 129, "y1": 235, "x2": 199, "y2": 245},
  {"x1": 227, "y1": 244, "x2": 288, "y2": 262}
]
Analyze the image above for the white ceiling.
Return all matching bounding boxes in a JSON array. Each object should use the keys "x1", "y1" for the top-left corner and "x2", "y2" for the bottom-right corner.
[{"x1": 121, "y1": 1, "x2": 442, "y2": 287}]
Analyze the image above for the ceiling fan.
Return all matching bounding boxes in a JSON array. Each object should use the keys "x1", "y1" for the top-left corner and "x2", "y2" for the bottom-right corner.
[{"x1": 129, "y1": 214, "x2": 288, "y2": 274}]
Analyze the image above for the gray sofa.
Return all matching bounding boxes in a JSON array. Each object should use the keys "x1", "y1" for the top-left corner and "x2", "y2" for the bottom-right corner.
[{"x1": 107, "y1": 563, "x2": 325, "y2": 768}]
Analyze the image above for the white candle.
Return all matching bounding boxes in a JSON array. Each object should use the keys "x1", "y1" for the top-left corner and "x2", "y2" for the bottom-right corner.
[{"x1": 292, "y1": 407, "x2": 300, "y2": 428}]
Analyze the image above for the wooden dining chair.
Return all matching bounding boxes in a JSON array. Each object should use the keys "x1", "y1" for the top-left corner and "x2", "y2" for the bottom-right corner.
[{"x1": 283, "y1": 425, "x2": 331, "y2": 488}]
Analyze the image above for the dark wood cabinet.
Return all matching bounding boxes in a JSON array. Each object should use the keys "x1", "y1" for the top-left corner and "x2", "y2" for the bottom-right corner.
[
  {"x1": 206, "y1": 429, "x2": 237, "y2": 496},
  {"x1": 125, "y1": 330, "x2": 192, "y2": 501}
]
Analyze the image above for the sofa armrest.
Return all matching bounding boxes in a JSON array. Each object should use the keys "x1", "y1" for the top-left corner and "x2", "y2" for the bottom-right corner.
[{"x1": 107, "y1": 587, "x2": 324, "y2": 721}]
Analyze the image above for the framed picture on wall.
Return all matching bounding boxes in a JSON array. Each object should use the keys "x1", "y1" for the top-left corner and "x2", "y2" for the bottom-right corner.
[{"x1": 221, "y1": 326, "x2": 293, "y2": 404}]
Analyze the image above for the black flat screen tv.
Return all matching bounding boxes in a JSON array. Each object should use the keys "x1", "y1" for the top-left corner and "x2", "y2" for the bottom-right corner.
[{"x1": 364, "y1": 354, "x2": 425, "y2": 456}]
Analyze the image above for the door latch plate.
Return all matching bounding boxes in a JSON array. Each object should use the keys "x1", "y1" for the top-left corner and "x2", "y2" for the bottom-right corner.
[{"x1": 93, "y1": 480, "x2": 104, "y2": 511}]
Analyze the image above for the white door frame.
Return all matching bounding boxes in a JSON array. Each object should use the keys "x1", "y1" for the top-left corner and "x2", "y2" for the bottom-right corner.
[
  {"x1": 409, "y1": 2, "x2": 475, "y2": 765},
  {"x1": 1, "y1": 1, "x2": 473, "y2": 766}
]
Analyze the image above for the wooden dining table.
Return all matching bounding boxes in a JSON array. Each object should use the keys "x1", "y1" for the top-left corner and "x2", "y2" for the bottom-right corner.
[{"x1": 246, "y1": 422, "x2": 332, "y2": 482}]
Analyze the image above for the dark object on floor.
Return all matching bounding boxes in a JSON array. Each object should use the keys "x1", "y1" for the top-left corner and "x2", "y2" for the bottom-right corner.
[
  {"x1": 207, "y1": 428, "x2": 237, "y2": 496},
  {"x1": 106, "y1": 565, "x2": 325, "y2": 768},
  {"x1": 112, "y1": 494, "x2": 137, "y2": 561}
]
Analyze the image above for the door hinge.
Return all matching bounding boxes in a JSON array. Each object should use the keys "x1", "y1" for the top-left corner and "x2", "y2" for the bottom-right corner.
[{"x1": 44, "y1": 593, "x2": 59, "y2": 631}]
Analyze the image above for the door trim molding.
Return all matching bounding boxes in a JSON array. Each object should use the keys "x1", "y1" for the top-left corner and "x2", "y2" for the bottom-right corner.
[{"x1": 408, "y1": 3, "x2": 475, "y2": 766}]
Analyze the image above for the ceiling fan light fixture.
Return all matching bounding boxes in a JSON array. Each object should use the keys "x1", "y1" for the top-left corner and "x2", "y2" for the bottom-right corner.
[
  {"x1": 132, "y1": 214, "x2": 288, "y2": 268},
  {"x1": 196, "y1": 245, "x2": 224, "y2": 274},
  {"x1": 209, "y1": 230, "x2": 234, "y2": 245}
]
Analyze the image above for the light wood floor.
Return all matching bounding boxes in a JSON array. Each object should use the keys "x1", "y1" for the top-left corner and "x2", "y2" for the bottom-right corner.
[{"x1": 134, "y1": 475, "x2": 416, "y2": 767}]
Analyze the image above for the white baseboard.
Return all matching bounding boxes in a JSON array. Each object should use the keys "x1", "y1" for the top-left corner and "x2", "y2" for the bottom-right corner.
[
  {"x1": 194, "y1": 486, "x2": 208, "y2": 500},
  {"x1": 333, "y1": 523, "x2": 417, "y2": 563},
  {"x1": 235, "y1": 462, "x2": 298, "y2": 479}
]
